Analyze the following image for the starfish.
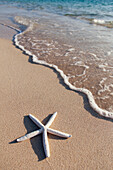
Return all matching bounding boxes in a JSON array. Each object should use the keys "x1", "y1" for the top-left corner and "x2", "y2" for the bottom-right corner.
[{"x1": 17, "y1": 112, "x2": 72, "y2": 158}]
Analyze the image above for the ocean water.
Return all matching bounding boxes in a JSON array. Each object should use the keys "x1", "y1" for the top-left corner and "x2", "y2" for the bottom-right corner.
[{"x1": 0, "y1": 0, "x2": 113, "y2": 117}]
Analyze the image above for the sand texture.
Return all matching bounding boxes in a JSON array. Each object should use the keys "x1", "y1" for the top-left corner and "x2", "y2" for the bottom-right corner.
[
  {"x1": 0, "y1": 38, "x2": 113, "y2": 170},
  {"x1": 0, "y1": 24, "x2": 17, "y2": 40}
]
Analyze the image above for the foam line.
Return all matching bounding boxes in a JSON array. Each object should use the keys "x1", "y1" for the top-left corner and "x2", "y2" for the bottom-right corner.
[{"x1": 13, "y1": 25, "x2": 113, "y2": 119}]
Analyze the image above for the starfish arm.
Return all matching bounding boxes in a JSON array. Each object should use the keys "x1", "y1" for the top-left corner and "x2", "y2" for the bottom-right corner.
[
  {"x1": 29, "y1": 114, "x2": 44, "y2": 128},
  {"x1": 17, "y1": 129, "x2": 43, "y2": 142},
  {"x1": 43, "y1": 128, "x2": 50, "y2": 158},
  {"x1": 45, "y1": 112, "x2": 57, "y2": 128},
  {"x1": 47, "y1": 128, "x2": 72, "y2": 138}
]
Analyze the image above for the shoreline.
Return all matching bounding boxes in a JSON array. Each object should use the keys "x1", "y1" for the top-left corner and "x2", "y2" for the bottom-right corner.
[
  {"x1": 0, "y1": 38, "x2": 113, "y2": 169},
  {"x1": 1, "y1": 17, "x2": 113, "y2": 117},
  {"x1": 13, "y1": 20, "x2": 113, "y2": 119}
]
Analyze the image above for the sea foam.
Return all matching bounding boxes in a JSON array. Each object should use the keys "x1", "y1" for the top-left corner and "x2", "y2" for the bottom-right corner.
[{"x1": 12, "y1": 18, "x2": 113, "y2": 119}]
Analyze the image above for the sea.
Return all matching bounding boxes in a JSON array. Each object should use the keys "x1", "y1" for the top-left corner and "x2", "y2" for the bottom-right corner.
[{"x1": 0, "y1": 0, "x2": 113, "y2": 117}]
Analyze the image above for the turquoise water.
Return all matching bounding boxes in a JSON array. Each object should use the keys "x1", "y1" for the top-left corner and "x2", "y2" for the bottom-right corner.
[
  {"x1": 0, "y1": 0, "x2": 113, "y2": 21},
  {"x1": 0, "y1": 0, "x2": 113, "y2": 113}
]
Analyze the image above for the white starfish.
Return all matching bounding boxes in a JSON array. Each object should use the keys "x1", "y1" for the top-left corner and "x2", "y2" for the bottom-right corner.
[{"x1": 17, "y1": 112, "x2": 72, "y2": 158}]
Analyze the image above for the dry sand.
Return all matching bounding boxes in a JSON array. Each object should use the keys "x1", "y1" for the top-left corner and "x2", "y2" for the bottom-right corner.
[{"x1": 0, "y1": 38, "x2": 113, "y2": 170}]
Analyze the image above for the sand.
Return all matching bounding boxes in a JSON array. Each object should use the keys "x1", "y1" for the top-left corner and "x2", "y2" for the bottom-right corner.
[
  {"x1": 0, "y1": 38, "x2": 113, "y2": 170},
  {"x1": 0, "y1": 24, "x2": 17, "y2": 40}
]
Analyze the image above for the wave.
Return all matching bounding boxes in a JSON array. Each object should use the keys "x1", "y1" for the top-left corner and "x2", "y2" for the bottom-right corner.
[
  {"x1": 64, "y1": 13, "x2": 113, "y2": 28},
  {"x1": 82, "y1": 18, "x2": 113, "y2": 28},
  {"x1": 12, "y1": 16, "x2": 113, "y2": 119}
]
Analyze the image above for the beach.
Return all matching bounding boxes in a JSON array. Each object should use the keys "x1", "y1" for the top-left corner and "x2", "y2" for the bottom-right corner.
[{"x1": 0, "y1": 36, "x2": 113, "y2": 169}]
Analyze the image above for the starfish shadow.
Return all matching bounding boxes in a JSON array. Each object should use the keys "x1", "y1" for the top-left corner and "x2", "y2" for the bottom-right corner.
[
  {"x1": 9, "y1": 139, "x2": 17, "y2": 144},
  {"x1": 23, "y1": 115, "x2": 45, "y2": 161},
  {"x1": 9, "y1": 115, "x2": 45, "y2": 161}
]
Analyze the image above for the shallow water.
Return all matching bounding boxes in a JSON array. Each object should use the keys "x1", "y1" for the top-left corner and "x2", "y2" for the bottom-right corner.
[
  {"x1": 15, "y1": 15, "x2": 113, "y2": 112},
  {"x1": 0, "y1": 1, "x2": 113, "y2": 113}
]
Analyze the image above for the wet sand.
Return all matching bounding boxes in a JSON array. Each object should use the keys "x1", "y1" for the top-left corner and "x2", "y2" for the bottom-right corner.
[
  {"x1": 0, "y1": 38, "x2": 113, "y2": 170},
  {"x1": 0, "y1": 24, "x2": 17, "y2": 40}
]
